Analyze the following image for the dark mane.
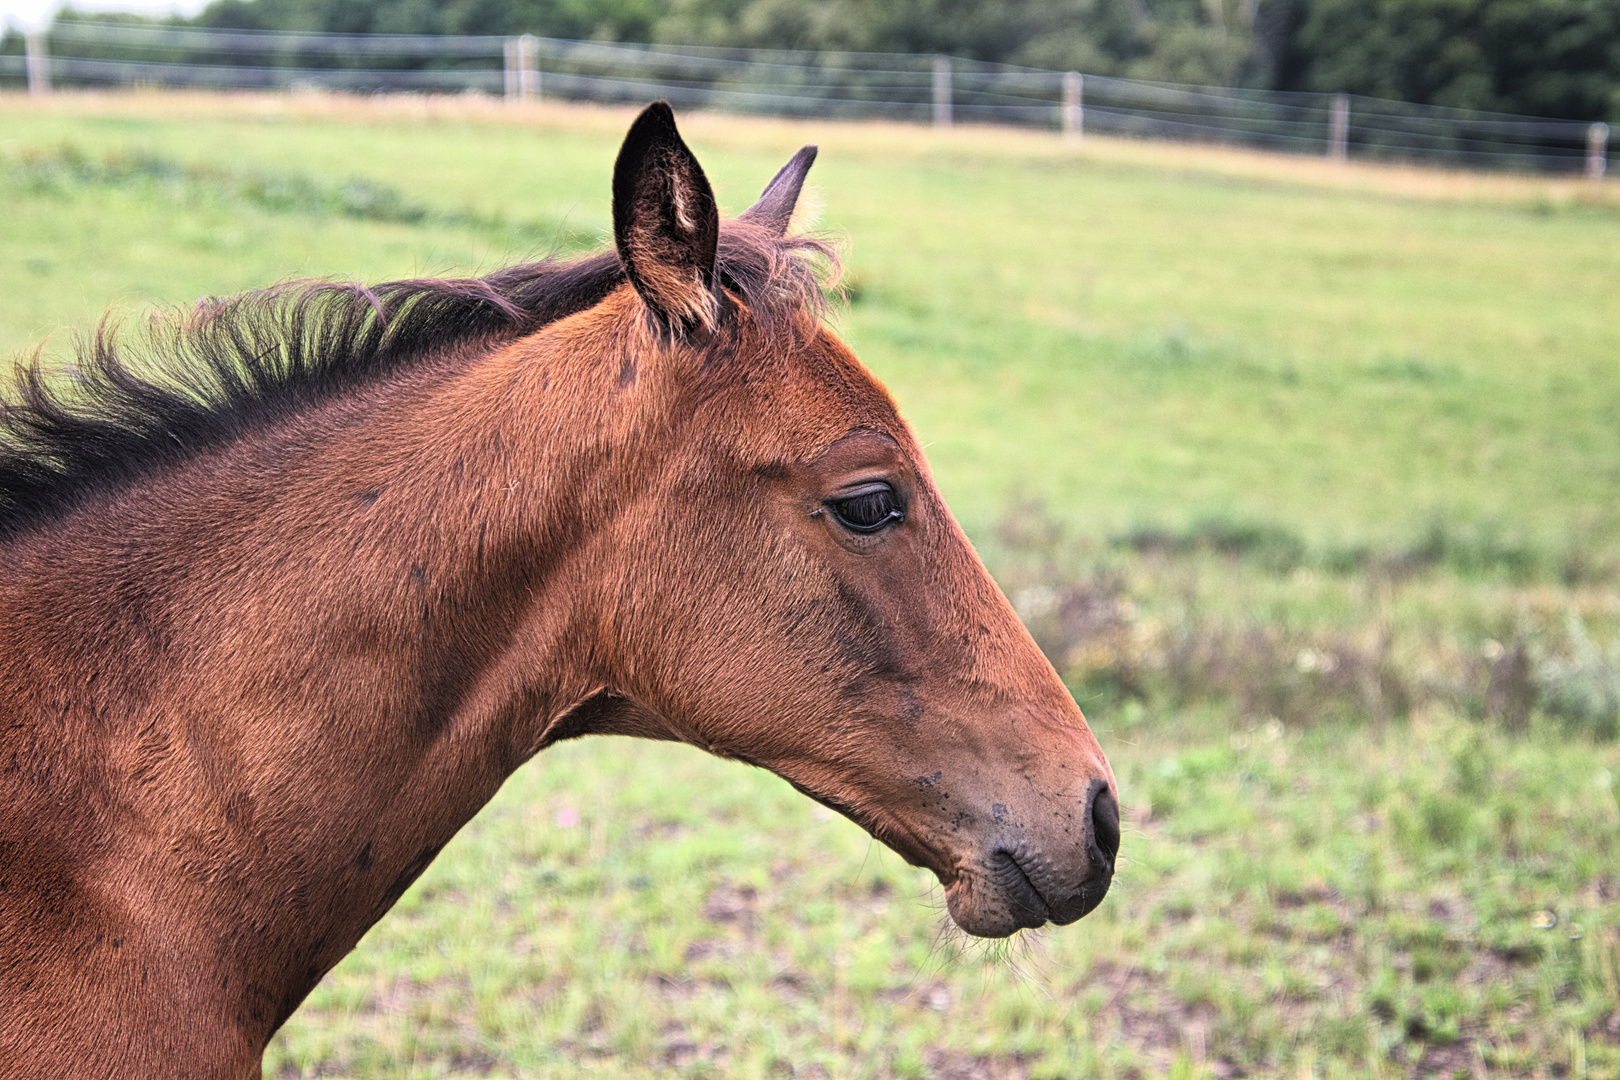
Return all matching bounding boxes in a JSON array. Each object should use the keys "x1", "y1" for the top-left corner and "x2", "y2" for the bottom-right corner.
[{"x1": 0, "y1": 223, "x2": 835, "y2": 543}]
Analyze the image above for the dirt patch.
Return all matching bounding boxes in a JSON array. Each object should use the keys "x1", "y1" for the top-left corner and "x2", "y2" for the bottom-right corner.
[
  {"x1": 660, "y1": 1021, "x2": 727, "y2": 1069},
  {"x1": 648, "y1": 972, "x2": 734, "y2": 1001},
  {"x1": 769, "y1": 970, "x2": 810, "y2": 1000},
  {"x1": 1408, "y1": 1035, "x2": 1480, "y2": 1079},
  {"x1": 703, "y1": 881, "x2": 759, "y2": 930},
  {"x1": 1274, "y1": 883, "x2": 1343, "y2": 909},
  {"x1": 367, "y1": 976, "x2": 447, "y2": 1017},
  {"x1": 875, "y1": 979, "x2": 954, "y2": 1011},
  {"x1": 683, "y1": 937, "x2": 731, "y2": 961},
  {"x1": 443, "y1": 1049, "x2": 500, "y2": 1076},
  {"x1": 926, "y1": 1048, "x2": 1032, "y2": 1080},
  {"x1": 1090, "y1": 960, "x2": 1226, "y2": 1073}
]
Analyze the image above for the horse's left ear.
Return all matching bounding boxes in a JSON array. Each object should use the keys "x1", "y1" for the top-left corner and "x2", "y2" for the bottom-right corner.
[
  {"x1": 612, "y1": 102, "x2": 720, "y2": 331},
  {"x1": 739, "y1": 145, "x2": 818, "y2": 236}
]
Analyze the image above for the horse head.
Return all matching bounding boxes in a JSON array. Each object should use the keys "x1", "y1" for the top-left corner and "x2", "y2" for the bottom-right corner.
[{"x1": 544, "y1": 104, "x2": 1118, "y2": 937}]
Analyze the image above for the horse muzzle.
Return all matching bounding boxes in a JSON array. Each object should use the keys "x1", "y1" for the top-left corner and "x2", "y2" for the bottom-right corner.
[{"x1": 943, "y1": 780, "x2": 1120, "y2": 938}]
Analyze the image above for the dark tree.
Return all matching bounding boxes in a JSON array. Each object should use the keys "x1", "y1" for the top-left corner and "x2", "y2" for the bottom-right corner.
[{"x1": 1288, "y1": 0, "x2": 1620, "y2": 119}]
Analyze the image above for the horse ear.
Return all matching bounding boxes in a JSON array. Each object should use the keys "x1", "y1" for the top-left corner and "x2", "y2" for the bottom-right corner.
[
  {"x1": 738, "y1": 145, "x2": 818, "y2": 236},
  {"x1": 612, "y1": 102, "x2": 720, "y2": 330}
]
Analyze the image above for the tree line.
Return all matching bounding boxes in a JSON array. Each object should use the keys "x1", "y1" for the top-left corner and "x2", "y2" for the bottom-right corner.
[{"x1": 50, "y1": 0, "x2": 1620, "y2": 121}]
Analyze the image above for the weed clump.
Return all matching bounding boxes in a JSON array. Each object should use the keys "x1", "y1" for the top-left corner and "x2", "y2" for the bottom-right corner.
[
  {"x1": 990, "y1": 502, "x2": 1620, "y2": 736},
  {"x1": 1535, "y1": 616, "x2": 1620, "y2": 739}
]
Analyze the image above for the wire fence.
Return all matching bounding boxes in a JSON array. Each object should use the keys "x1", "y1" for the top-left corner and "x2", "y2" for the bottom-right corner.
[{"x1": 0, "y1": 19, "x2": 1610, "y2": 176}]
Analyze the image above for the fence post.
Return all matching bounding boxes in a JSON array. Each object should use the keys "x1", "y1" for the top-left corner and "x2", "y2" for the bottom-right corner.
[
  {"x1": 1588, "y1": 122, "x2": 1609, "y2": 184},
  {"x1": 519, "y1": 33, "x2": 540, "y2": 99},
  {"x1": 24, "y1": 30, "x2": 50, "y2": 97},
  {"x1": 503, "y1": 36, "x2": 519, "y2": 100},
  {"x1": 932, "y1": 55, "x2": 952, "y2": 128},
  {"x1": 1061, "y1": 71, "x2": 1083, "y2": 142},
  {"x1": 1328, "y1": 93, "x2": 1349, "y2": 162}
]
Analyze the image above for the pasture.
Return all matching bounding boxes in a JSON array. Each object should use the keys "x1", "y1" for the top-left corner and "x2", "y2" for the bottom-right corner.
[{"x1": 2, "y1": 92, "x2": 1618, "y2": 1078}]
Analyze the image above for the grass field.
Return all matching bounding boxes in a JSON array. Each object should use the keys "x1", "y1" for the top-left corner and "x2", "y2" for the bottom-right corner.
[{"x1": 3, "y1": 92, "x2": 1619, "y2": 1078}]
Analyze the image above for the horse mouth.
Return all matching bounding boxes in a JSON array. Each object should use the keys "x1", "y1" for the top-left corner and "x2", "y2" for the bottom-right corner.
[
  {"x1": 944, "y1": 846, "x2": 1114, "y2": 938},
  {"x1": 989, "y1": 848, "x2": 1052, "y2": 928}
]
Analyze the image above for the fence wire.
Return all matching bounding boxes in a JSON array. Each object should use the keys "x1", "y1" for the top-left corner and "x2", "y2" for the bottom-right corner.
[{"x1": 0, "y1": 19, "x2": 1609, "y2": 174}]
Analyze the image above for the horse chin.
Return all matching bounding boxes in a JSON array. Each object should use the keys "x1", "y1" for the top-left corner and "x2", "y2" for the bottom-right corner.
[{"x1": 942, "y1": 874, "x2": 1052, "y2": 939}]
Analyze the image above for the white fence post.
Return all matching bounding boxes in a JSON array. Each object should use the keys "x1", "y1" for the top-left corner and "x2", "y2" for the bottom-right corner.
[
  {"x1": 24, "y1": 30, "x2": 50, "y2": 97},
  {"x1": 1588, "y1": 122, "x2": 1609, "y2": 184},
  {"x1": 932, "y1": 55, "x2": 951, "y2": 128},
  {"x1": 518, "y1": 34, "x2": 539, "y2": 99},
  {"x1": 1328, "y1": 93, "x2": 1349, "y2": 162},
  {"x1": 1062, "y1": 71, "x2": 1083, "y2": 142}
]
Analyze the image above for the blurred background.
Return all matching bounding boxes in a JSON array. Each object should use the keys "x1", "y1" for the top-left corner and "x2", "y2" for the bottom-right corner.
[{"x1": 2, "y1": 1, "x2": 1619, "y2": 1077}]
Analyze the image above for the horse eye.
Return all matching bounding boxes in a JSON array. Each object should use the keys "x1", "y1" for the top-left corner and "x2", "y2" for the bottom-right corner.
[{"x1": 826, "y1": 484, "x2": 905, "y2": 533}]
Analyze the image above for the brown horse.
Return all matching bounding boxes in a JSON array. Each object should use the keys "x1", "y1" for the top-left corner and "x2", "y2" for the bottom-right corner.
[{"x1": 0, "y1": 103, "x2": 1117, "y2": 1077}]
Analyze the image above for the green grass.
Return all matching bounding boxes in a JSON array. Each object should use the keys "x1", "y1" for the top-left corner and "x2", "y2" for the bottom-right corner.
[
  {"x1": 3, "y1": 94, "x2": 1619, "y2": 1078},
  {"x1": 265, "y1": 718, "x2": 1620, "y2": 1079}
]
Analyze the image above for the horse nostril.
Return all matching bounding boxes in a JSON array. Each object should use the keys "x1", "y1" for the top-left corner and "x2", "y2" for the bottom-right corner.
[{"x1": 1087, "y1": 781, "x2": 1120, "y2": 871}]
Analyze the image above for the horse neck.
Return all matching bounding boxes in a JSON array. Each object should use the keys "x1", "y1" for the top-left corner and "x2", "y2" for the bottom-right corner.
[{"x1": 1, "y1": 294, "x2": 669, "y2": 1044}]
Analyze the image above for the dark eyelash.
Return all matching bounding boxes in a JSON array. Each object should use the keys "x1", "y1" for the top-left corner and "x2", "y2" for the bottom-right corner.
[{"x1": 825, "y1": 485, "x2": 904, "y2": 533}]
